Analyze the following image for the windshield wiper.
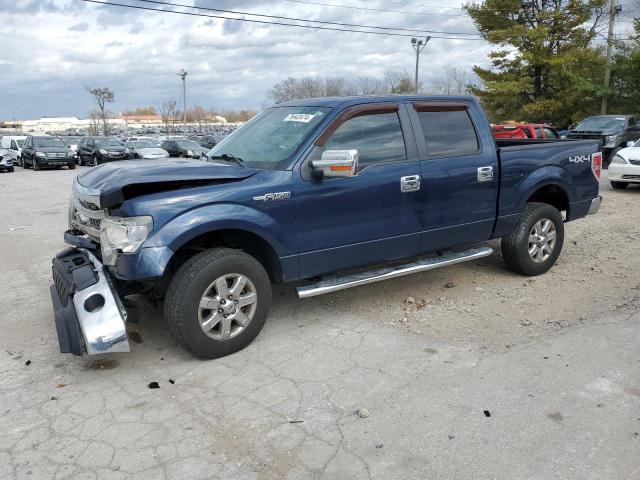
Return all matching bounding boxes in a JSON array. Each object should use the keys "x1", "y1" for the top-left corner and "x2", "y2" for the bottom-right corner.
[{"x1": 208, "y1": 153, "x2": 245, "y2": 166}]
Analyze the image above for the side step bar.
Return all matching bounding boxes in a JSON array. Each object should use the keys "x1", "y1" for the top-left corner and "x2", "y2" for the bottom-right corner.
[{"x1": 297, "y1": 246, "x2": 494, "y2": 298}]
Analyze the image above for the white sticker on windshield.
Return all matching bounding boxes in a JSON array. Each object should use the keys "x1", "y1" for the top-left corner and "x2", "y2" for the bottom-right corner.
[
  {"x1": 283, "y1": 113, "x2": 316, "y2": 123},
  {"x1": 616, "y1": 117, "x2": 626, "y2": 120}
]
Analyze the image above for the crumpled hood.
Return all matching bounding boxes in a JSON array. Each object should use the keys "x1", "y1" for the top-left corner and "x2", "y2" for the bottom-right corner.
[{"x1": 77, "y1": 158, "x2": 258, "y2": 207}]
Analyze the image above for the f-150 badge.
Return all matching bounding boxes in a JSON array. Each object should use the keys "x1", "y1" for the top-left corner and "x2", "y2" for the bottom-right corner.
[{"x1": 253, "y1": 192, "x2": 291, "y2": 201}]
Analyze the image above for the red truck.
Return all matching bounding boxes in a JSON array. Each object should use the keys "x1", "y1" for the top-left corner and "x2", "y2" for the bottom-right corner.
[{"x1": 492, "y1": 124, "x2": 560, "y2": 140}]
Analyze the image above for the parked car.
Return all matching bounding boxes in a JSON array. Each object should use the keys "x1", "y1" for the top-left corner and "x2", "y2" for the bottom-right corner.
[
  {"x1": 0, "y1": 147, "x2": 14, "y2": 172},
  {"x1": 608, "y1": 139, "x2": 640, "y2": 189},
  {"x1": 566, "y1": 115, "x2": 640, "y2": 162},
  {"x1": 190, "y1": 134, "x2": 218, "y2": 149},
  {"x1": 53, "y1": 95, "x2": 601, "y2": 359},
  {"x1": 58, "y1": 136, "x2": 80, "y2": 162},
  {"x1": 125, "y1": 140, "x2": 169, "y2": 159},
  {"x1": 76, "y1": 137, "x2": 129, "y2": 166},
  {"x1": 492, "y1": 123, "x2": 560, "y2": 140},
  {"x1": 160, "y1": 138, "x2": 208, "y2": 158},
  {"x1": 0, "y1": 135, "x2": 26, "y2": 166},
  {"x1": 21, "y1": 136, "x2": 75, "y2": 170}
]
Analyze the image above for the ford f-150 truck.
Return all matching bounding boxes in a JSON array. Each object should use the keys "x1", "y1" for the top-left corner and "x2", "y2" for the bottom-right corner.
[{"x1": 50, "y1": 96, "x2": 602, "y2": 359}]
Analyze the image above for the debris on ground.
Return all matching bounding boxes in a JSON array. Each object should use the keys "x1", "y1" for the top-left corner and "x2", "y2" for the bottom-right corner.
[
  {"x1": 484, "y1": 410, "x2": 491, "y2": 417},
  {"x1": 357, "y1": 408, "x2": 370, "y2": 418},
  {"x1": 148, "y1": 381, "x2": 160, "y2": 389}
]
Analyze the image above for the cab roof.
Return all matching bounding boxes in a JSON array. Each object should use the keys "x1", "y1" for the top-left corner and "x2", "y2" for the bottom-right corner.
[{"x1": 275, "y1": 95, "x2": 480, "y2": 109}]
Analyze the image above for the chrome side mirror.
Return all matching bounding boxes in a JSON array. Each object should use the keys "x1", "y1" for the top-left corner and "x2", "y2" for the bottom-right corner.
[{"x1": 311, "y1": 149, "x2": 358, "y2": 178}]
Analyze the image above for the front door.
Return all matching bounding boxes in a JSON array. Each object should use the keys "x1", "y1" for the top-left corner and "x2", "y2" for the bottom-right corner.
[
  {"x1": 295, "y1": 103, "x2": 423, "y2": 278},
  {"x1": 408, "y1": 102, "x2": 499, "y2": 252}
]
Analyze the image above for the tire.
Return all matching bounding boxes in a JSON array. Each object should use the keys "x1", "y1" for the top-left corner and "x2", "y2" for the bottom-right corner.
[
  {"x1": 164, "y1": 247, "x2": 272, "y2": 359},
  {"x1": 17, "y1": 156, "x2": 22, "y2": 167},
  {"x1": 68, "y1": 161, "x2": 76, "y2": 170},
  {"x1": 611, "y1": 181, "x2": 628, "y2": 190},
  {"x1": 22, "y1": 157, "x2": 28, "y2": 169},
  {"x1": 8, "y1": 167, "x2": 14, "y2": 173},
  {"x1": 501, "y1": 202, "x2": 565, "y2": 276},
  {"x1": 92, "y1": 155, "x2": 99, "y2": 167},
  {"x1": 33, "y1": 160, "x2": 41, "y2": 171}
]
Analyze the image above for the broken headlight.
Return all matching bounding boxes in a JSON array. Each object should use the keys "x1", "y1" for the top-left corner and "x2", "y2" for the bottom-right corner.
[{"x1": 100, "y1": 216, "x2": 153, "y2": 265}]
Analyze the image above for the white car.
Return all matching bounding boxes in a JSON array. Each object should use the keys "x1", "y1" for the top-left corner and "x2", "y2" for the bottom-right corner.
[
  {"x1": 0, "y1": 135, "x2": 26, "y2": 166},
  {"x1": 125, "y1": 140, "x2": 169, "y2": 159},
  {"x1": 609, "y1": 140, "x2": 640, "y2": 189}
]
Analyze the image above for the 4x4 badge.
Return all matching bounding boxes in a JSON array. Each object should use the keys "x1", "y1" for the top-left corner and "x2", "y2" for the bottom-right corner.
[{"x1": 253, "y1": 192, "x2": 291, "y2": 201}]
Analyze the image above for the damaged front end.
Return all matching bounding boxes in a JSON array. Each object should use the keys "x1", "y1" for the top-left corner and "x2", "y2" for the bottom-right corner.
[{"x1": 50, "y1": 248, "x2": 130, "y2": 356}]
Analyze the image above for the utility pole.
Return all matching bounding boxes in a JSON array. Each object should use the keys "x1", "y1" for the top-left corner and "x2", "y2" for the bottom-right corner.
[
  {"x1": 178, "y1": 68, "x2": 188, "y2": 129},
  {"x1": 411, "y1": 36, "x2": 430, "y2": 94},
  {"x1": 601, "y1": 0, "x2": 621, "y2": 114}
]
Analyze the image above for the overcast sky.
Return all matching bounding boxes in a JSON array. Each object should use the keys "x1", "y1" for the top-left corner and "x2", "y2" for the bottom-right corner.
[{"x1": 1, "y1": 0, "x2": 494, "y2": 119}]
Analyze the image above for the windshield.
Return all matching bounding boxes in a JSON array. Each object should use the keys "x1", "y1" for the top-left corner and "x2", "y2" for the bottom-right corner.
[
  {"x1": 94, "y1": 138, "x2": 124, "y2": 147},
  {"x1": 176, "y1": 139, "x2": 201, "y2": 148},
  {"x1": 207, "y1": 106, "x2": 331, "y2": 169},
  {"x1": 34, "y1": 138, "x2": 66, "y2": 148},
  {"x1": 15, "y1": 139, "x2": 24, "y2": 148},
  {"x1": 132, "y1": 141, "x2": 156, "y2": 149},
  {"x1": 574, "y1": 116, "x2": 627, "y2": 131}
]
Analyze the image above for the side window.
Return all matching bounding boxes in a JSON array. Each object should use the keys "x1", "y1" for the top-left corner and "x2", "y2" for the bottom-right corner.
[
  {"x1": 521, "y1": 128, "x2": 532, "y2": 138},
  {"x1": 11, "y1": 140, "x2": 17, "y2": 150},
  {"x1": 544, "y1": 128, "x2": 559, "y2": 139},
  {"x1": 324, "y1": 112, "x2": 406, "y2": 169},
  {"x1": 416, "y1": 108, "x2": 479, "y2": 158},
  {"x1": 628, "y1": 118, "x2": 636, "y2": 128},
  {"x1": 535, "y1": 127, "x2": 544, "y2": 138}
]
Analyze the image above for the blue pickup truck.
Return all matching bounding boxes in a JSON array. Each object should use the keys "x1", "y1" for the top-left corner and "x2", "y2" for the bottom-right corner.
[{"x1": 51, "y1": 95, "x2": 602, "y2": 359}]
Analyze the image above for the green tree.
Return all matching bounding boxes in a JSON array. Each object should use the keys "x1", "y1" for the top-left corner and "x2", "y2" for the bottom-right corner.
[
  {"x1": 464, "y1": 0, "x2": 607, "y2": 126},
  {"x1": 610, "y1": 21, "x2": 640, "y2": 114}
]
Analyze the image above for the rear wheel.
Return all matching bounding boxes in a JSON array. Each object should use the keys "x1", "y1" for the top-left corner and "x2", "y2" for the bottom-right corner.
[
  {"x1": 611, "y1": 181, "x2": 628, "y2": 190},
  {"x1": 501, "y1": 202, "x2": 564, "y2": 276},
  {"x1": 165, "y1": 247, "x2": 272, "y2": 359}
]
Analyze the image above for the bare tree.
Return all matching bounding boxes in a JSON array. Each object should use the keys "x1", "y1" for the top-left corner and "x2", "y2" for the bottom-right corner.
[
  {"x1": 159, "y1": 99, "x2": 177, "y2": 133},
  {"x1": 428, "y1": 68, "x2": 479, "y2": 96},
  {"x1": 87, "y1": 87, "x2": 114, "y2": 136},
  {"x1": 87, "y1": 110, "x2": 101, "y2": 136}
]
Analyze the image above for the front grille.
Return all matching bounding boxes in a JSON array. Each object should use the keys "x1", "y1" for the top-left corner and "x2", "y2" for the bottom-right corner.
[
  {"x1": 628, "y1": 159, "x2": 640, "y2": 166},
  {"x1": 70, "y1": 192, "x2": 105, "y2": 241},
  {"x1": 108, "y1": 151, "x2": 125, "y2": 157},
  {"x1": 622, "y1": 174, "x2": 640, "y2": 180},
  {"x1": 47, "y1": 152, "x2": 67, "y2": 158}
]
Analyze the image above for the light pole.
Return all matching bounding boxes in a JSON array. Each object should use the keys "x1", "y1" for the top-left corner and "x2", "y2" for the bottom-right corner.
[
  {"x1": 411, "y1": 36, "x2": 430, "y2": 94},
  {"x1": 178, "y1": 68, "x2": 188, "y2": 129},
  {"x1": 601, "y1": 0, "x2": 622, "y2": 114}
]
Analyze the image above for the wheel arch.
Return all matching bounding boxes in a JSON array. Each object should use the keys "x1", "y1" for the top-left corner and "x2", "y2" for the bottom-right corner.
[{"x1": 525, "y1": 183, "x2": 570, "y2": 217}]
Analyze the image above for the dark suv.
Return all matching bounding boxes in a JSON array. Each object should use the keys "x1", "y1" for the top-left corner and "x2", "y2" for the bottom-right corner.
[
  {"x1": 567, "y1": 115, "x2": 640, "y2": 162},
  {"x1": 21, "y1": 136, "x2": 75, "y2": 171},
  {"x1": 189, "y1": 134, "x2": 218, "y2": 149},
  {"x1": 160, "y1": 138, "x2": 208, "y2": 158},
  {"x1": 77, "y1": 137, "x2": 129, "y2": 166}
]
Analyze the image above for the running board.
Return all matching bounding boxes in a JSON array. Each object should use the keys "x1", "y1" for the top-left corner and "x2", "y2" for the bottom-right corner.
[{"x1": 296, "y1": 246, "x2": 494, "y2": 298}]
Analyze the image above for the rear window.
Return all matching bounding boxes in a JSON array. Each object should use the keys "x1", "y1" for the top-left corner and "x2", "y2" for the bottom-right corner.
[{"x1": 415, "y1": 108, "x2": 479, "y2": 158}]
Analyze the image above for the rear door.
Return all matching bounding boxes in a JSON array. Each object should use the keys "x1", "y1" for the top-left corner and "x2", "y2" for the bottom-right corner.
[
  {"x1": 295, "y1": 103, "x2": 423, "y2": 278},
  {"x1": 408, "y1": 102, "x2": 499, "y2": 252}
]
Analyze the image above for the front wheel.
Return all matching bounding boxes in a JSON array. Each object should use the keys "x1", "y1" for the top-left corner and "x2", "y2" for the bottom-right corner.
[
  {"x1": 501, "y1": 202, "x2": 565, "y2": 276},
  {"x1": 611, "y1": 181, "x2": 628, "y2": 190},
  {"x1": 68, "y1": 161, "x2": 76, "y2": 170},
  {"x1": 33, "y1": 160, "x2": 41, "y2": 171},
  {"x1": 164, "y1": 247, "x2": 272, "y2": 359},
  {"x1": 92, "y1": 155, "x2": 99, "y2": 167},
  {"x1": 8, "y1": 166, "x2": 14, "y2": 172}
]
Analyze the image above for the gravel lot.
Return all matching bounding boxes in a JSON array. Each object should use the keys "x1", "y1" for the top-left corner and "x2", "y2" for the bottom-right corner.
[{"x1": 1, "y1": 166, "x2": 639, "y2": 479}]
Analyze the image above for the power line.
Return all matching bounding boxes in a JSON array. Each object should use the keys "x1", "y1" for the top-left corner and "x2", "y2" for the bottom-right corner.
[
  {"x1": 137, "y1": 0, "x2": 481, "y2": 36},
  {"x1": 276, "y1": 0, "x2": 469, "y2": 17},
  {"x1": 78, "y1": 0, "x2": 486, "y2": 40}
]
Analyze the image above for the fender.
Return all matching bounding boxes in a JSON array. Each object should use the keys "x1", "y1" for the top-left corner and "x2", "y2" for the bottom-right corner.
[
  {"x1": 145, "y1": 203, "x2": 292, "y2": 256},
  {"x1": 494, "y1": 165, "x2": 575, "y2": 238},
  {"x1": 516, "y1": 165, "x2": 576, "y2": 212}
]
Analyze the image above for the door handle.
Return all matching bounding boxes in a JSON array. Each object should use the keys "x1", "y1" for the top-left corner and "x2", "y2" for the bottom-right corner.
[
  {"x1": 400, "y1": 175, "x2": 421, "y2": 192},
  {"x1": 477, "y1": 166, "x2": 494, "y2": 182}
]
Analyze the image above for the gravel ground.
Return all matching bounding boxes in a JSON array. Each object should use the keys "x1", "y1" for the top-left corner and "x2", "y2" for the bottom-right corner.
[{"x1": 0, "y1": 165, "x2": 639, "y2": 479}]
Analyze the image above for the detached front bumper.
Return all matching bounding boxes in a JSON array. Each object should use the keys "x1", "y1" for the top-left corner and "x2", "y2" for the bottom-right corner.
[
  {"x1": 587, "y1": 196, "x2": 602, "y2": 215},
  {"x1": 50, "y1": 248, "x2": 130, "y2": 356}
]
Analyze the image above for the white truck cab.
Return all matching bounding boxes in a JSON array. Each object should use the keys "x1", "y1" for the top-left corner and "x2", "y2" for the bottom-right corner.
[{"x1": 1, "y1": 136, "x2": 27, "y2": 166}]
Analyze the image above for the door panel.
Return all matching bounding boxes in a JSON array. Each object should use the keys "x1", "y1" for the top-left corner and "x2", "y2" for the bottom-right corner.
[
  {"x1": 409, "y1": 103, "x2": 499, "y2": 252},
  {"x1": 295, "y1": 105, "x2": 422, "y2": 278}
]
